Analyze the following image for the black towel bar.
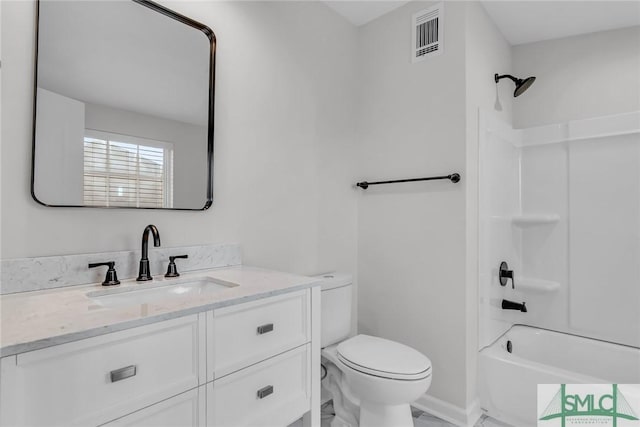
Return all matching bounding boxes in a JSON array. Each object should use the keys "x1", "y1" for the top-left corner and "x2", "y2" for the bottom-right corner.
[{"x1": 356, "y1": 173, "x2": 460, "y2": 189}]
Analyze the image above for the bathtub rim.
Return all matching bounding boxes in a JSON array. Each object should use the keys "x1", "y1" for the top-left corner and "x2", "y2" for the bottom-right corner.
[{"x1": 481, "y1": 323, "x2": 640, "y2": 352}]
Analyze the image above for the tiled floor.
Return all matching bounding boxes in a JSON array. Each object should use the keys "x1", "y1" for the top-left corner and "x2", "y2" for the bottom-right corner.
[
  {"x1": 287, "y1": 401, "x2": 513, "y2": 427},
  {"x1": 412, "y1": 409, "x2": 512, "y2": 427},
  {"x1": 473, "y1": 415, "x2": 513, "y2": 427}
]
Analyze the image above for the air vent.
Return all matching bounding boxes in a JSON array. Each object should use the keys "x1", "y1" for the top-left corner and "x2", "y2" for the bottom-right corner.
[{"x1": 412, "y1": 3, "x2": 443, "y2": 63}]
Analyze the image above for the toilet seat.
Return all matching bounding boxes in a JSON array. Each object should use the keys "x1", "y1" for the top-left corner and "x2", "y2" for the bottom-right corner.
[{"x1": 336, "y1": 334, "x2": 432, "y2": 381}]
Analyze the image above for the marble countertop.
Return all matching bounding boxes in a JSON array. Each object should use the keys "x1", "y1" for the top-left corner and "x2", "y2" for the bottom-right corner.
[{"x1": 0, "y1": 266, "x2": 320, "y2": 357}]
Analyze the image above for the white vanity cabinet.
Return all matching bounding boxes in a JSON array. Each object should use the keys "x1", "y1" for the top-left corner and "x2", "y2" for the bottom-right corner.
[
  {"x1": 0, "y1": 314, "x2": 205, "y2": 427},
  {"x1": 207, "y1": 290, "x2": 313, "y2": 426},
  {"x1": 0, "y1": 287, "x2": 320, "y2": 427}
]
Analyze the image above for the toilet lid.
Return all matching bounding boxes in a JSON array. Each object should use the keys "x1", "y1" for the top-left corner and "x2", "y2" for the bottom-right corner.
[{"x1": 336, "y1": 334, "x2": 431, "y2": 381}]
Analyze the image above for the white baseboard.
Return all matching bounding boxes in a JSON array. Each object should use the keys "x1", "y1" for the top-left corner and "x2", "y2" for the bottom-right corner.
[{"x1": 413, "y1": 394, "x2": 482, "y2": 427}]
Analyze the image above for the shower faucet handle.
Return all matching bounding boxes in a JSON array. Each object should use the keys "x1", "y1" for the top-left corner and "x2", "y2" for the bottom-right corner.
[{"x1": 499, "y1": 261, "x2": 515, "y2": 289}]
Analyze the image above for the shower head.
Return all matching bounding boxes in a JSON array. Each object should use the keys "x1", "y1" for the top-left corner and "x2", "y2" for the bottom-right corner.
[
  {"x1": 494, "y1": 73, "x2": 536, "y2": 97},
  {"x1": 514, "y1": 76, "x2": 536, "y2": 97}
]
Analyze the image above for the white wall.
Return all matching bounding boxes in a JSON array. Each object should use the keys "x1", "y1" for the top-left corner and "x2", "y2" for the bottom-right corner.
[
  {"x1": 33, "y1": 88, "x2": 85, "y2": 205},
  {"x1": 355, "y1": 1, "x2": 513, "y2": 416},
  {"x1": 513, "y1": 25, "x2": 640, "y2": 128},
  {"x1": 1, "y1": 1, "x2": 358, "y2": 281},
  {"x1": 38, "y1": 0, "x2": 210, "y2": 126},
  {"x1": 356, "y1": 0, "x2": 466, "y2": 411},
  {"x1": 0, "y1": 0, "x2": 3, "y2": 264}
]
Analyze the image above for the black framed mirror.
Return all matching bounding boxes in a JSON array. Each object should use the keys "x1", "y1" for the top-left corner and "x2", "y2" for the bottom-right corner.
[{"x1": 32, "y1": 0, "x2": 215, "y2": 210}]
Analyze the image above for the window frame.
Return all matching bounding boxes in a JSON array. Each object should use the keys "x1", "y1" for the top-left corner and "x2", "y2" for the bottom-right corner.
[{"x1": 83, "y1": 129, "x2": 174, "y2": 209}]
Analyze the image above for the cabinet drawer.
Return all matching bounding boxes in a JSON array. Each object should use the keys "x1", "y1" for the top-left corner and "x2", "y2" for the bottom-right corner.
[
  {"x1": 101, "y1": 386, "x2": 205, "y2": 427},
  {"x1": 209, "y1": 290, "x2": 309, "y2": 379},
  {"x1": 207, "y1": 344, "x2": 310, "y2": 427},
  {"x1": 1, "y1": 315, "x2": 204, "y2": 427}
]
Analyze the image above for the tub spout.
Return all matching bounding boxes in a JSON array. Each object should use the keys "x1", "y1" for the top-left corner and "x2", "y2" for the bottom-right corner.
[{"x1": 502, "y1": 299, "x2": 527, "y2": 312}]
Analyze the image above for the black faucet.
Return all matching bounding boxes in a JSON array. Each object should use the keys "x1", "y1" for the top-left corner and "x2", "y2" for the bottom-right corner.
[
  {"x1": 88, "y1": 261, "x2": 121, "y2": 286},
  {"x1": 165, "y1": 255, "x2": 188, "y2": 278},
  {"x1": 499, "y1": 261, "x2": 515, "y2": 289},
  {"x1": 137, "y1": 224, "x2": 161, "y2": 281},
  {"x1": 502, "y1": 299, "x2": 527, "y2": 312}
]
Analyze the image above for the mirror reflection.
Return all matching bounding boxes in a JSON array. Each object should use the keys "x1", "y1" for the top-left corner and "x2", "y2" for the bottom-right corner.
[{"x1": 33, "y1": 0, "x2": 214, "y2": 210}]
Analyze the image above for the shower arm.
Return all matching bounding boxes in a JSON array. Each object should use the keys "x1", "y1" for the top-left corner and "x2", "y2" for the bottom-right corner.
[{"x1": 494, "y1": 73, "x2": 519, "y2": 84}]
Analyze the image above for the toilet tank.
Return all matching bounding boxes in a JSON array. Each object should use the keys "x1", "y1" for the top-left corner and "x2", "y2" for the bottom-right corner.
[{"x1": 315, "y1": 273, "x2": 352, "y2": 348}]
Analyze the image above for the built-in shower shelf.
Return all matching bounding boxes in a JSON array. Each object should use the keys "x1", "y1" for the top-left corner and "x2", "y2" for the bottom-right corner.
[
  {"x1": 511, "y1": 214, "x2": 560, "y2": 226},
  {"x1": 519, "y1": 278, "x2": 560, "y2": 293}
]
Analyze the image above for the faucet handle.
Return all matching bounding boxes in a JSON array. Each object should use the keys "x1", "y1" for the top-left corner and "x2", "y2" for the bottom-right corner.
[
  {"x1": 165, "y1": 255, "x2": 188, "y2": 278},
  {"x1": 88, "y1": 261, "x2": 121, "y2": 286},
  {"x1": 499, "y1": 261, "x2": 515, "y2": 289}
]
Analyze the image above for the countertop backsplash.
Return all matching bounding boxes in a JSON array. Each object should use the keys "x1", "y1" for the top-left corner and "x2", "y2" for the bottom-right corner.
[{"x1": 0, "y1": 243, "x2": 242, "y2": 295}]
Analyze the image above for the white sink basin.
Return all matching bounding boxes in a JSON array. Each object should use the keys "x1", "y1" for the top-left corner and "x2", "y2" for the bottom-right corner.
[{"x1": 87, "y1": 276, "x2": 237, "y2": 308}]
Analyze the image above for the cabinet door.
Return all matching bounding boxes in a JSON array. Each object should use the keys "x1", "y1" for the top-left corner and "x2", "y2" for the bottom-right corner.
[
  {"x1": 102, "y1": 387, "x2": 205, "y2": 427},
  {"x1": 0, "y1": 314, "x2": 205, "y2": 427}
]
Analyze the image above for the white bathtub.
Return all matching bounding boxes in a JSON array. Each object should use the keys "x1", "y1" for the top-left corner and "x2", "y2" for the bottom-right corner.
[{"x1": 478, "y1": 325, "x2": 640, "y2": 427}]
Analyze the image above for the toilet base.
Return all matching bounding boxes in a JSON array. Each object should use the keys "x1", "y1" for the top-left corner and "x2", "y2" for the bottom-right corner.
[
  {"x1": 322, "y1": 341, "x2": 430, "y2": 427},
  {"x1": 359, "y1": 402, "x2": 414, "y2": 427}
]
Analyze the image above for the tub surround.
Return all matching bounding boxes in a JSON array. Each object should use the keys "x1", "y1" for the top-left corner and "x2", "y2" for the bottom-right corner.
[
  {"x1": 479, "y1": 111, "x2": 640, "y2": 349},
  {"x1": 0, "y1": 243, "x2": 241, "y2": 295},
  {"x1": 0, "y1": 265, "x2": 320, "y2": 357}
]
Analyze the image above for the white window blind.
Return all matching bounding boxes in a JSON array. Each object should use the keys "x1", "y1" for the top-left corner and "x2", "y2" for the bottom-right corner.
[{"x1": 83, "y1": 130, "x2": 174, "y2": 208}]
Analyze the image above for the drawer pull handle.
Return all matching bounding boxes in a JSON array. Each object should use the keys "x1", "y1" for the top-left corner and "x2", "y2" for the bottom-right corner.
[
  {"x1": 257, "y1": 385, "x2": 274, "y2": 399},
  {"x1": 110, "y1": 365, "x2": 137, "y2": 383},
  {"x1": 257, "y1": 323, "x2": 274, "y2": 335}
]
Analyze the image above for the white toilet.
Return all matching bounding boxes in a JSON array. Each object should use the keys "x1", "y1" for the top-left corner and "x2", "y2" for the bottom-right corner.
[{"x1": 317, "y1": 273, "x2": 432, "y2": 427}]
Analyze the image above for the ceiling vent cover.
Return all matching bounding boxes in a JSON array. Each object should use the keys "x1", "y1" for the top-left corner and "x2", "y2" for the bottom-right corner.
[{"x1": 412, "y1": 2, "x2": 444, "y2": 63}]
